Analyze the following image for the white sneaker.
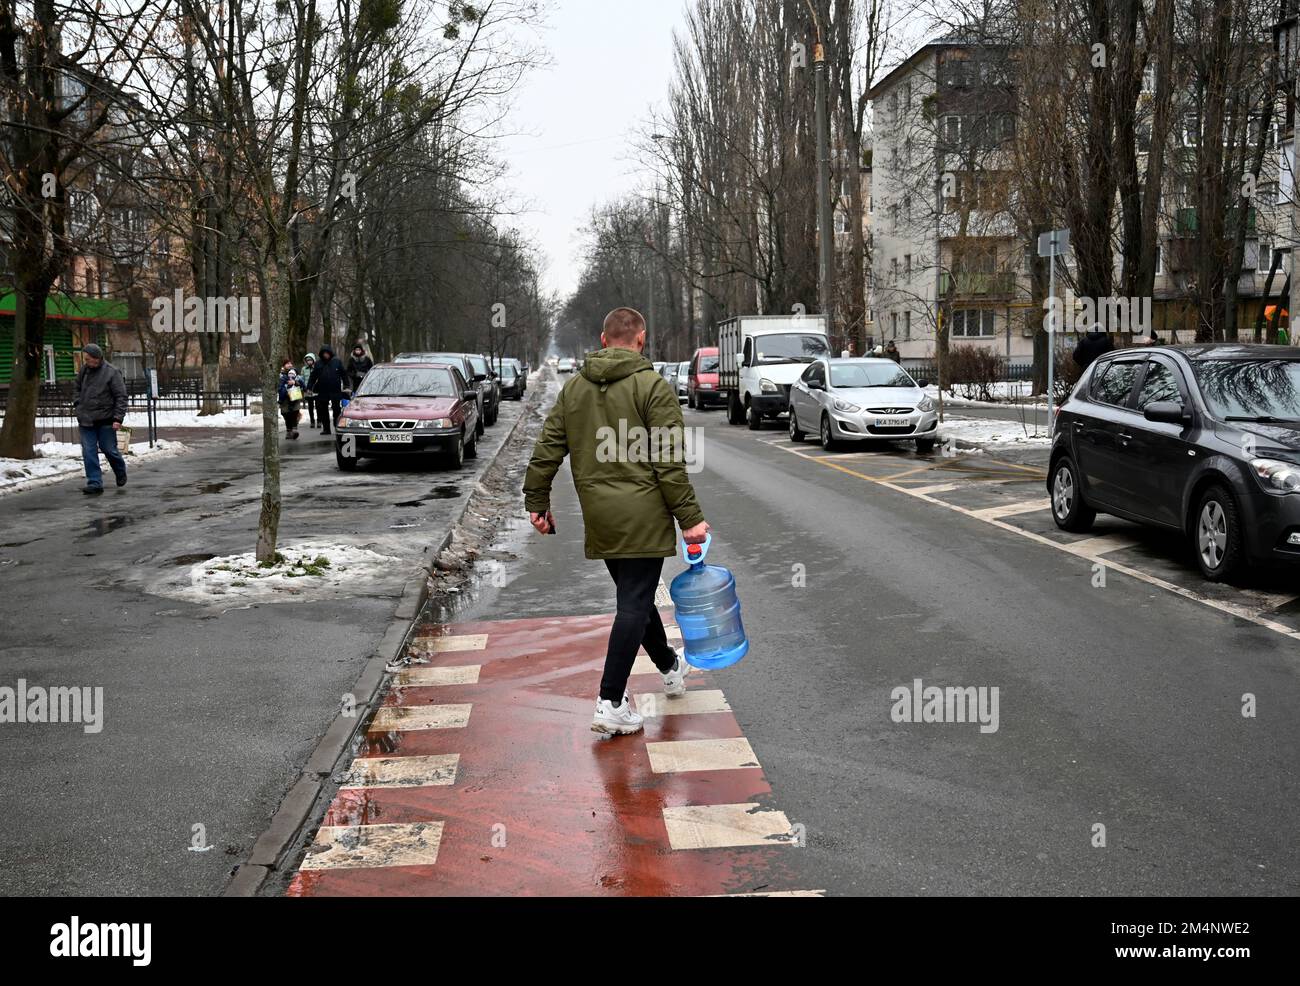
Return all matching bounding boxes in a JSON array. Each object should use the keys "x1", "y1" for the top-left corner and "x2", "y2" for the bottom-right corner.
[
  {"x1": 662, "y1": 648, "x2": 690, "y2": 697},
  {"x1": 591, "y1": 694, "x2": 644, "y2": 735}
]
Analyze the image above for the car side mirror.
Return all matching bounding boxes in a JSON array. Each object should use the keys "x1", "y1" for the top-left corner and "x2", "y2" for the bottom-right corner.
[
  {"x1": 807, "y1": 379, "x2": 824, "y2": 391},
  {"x1": 474, "y1": 373, "x2": 487, "y2": 382},
  {"x1": 463, "y1": 389, "x2": 479, "y2": 401},
  {"x1": 1143, "y1": 401, "x2": 1191, "y2": 426},
  {"x1": 915, "y1": 378, "x2": 930, "y2": 388}
]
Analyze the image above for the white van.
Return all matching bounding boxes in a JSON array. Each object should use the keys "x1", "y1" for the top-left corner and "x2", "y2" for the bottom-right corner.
[{"x1": 716, "y1": 314, "x2": 831, "y2": 428}]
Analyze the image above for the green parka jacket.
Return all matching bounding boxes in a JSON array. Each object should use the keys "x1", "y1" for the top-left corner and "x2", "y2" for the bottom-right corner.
[{"x1": 523, "y1": 347, "x2": 705, "y2": 559}]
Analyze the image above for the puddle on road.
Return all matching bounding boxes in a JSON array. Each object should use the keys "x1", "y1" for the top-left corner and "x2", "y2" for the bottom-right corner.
[
  {"x1": 78, "y1": 515, "x2": 135, "y2": 539},
  {"x1": 195, "y1": 481, "x2": 231, "y2": 494},
  {"x1": 170, "y1": 552, "x2": 218, "y2": 566},
  {"x1": 0, "y1": 537, "x2": 43, "y2": 548}
]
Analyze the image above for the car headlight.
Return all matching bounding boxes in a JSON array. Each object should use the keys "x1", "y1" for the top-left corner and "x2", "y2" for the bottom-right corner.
[
  {"x1": 760, "y1": 378, "x2": 779, "y2": 393},
  {"x1": 832, "y1": 398, "x2": 861, "y2": 413},
  {"x1": 417, "y1": 417, "x2": 454, "y2": 429},
  {"x1": 339, "y1": 416, "x2": 366, "y2": 428},
  {"x1": 1251, "y1": 458, "x2": 1300, "y2": 493},
  {"x1": 917, "y1": 397, "x2": 936, "y2": 412}
]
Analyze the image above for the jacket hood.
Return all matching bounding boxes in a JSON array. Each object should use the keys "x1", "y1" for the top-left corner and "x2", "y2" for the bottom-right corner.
[{"x1": 580, "y1": 347, "x2": 652, "y2": 384}]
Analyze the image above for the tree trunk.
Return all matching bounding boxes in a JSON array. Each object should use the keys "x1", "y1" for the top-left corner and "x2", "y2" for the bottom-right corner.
[
  {"x1": 0, "y1": 287, "x2": 46, "y2": 459},
  {"x1": 255, "y1": 253, "x2": 290, "y2": 563}
]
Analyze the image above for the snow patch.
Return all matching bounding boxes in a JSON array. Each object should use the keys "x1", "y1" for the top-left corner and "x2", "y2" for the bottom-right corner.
[
  {"x1": 159, "y1": 540, "x2": 402, "y2": 605},
  {"x1": 0, "y1": 440, "x2": 188, "y2": 495},
  {"x1": 941, "y1": 416, "x2": 1052, "y2": 448}
]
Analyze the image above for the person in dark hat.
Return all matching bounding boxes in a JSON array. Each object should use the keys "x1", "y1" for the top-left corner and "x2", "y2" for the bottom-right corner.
[
  {"x1": 307, "y1": 345, "x2": 347, "y2": 434},
  {"x1": 73, "y1": 343, "x2": 128, "y2": 494}
]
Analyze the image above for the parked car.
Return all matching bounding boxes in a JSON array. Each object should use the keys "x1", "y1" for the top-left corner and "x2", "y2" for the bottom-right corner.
[
  {"x1": 557, "y1": 357, "x2": 577, "y2": 373},
  {"x1": 500, "y1": 357, "x2": 526, "y2": 395},
  {"x1": 676, "y1": 361, "x2": 690, "y2": 401},
  {"x1": 653, "y1": 361, "x2": 668, "y2": 375},
  {"x1": 718, "y1": 314, "x2": 832, "y2": 428},
  {"x1": 788, "y1": 357, "x2": 938, "y2": 453},
  {"x1": 334, "y1": 362, "x2": 479, "y2": 471},
  {"x1": 659, "y1": 361, "x2": 678, "y2": 390},
  {"x1": 465, "y1": 353, "x2": 501, "y2": 425},
  {"x1": 394, "y1": 352, "x2": 486, "y2": 435},
  {"x1": 494, "y1": 361, "x2": 524, "y2": 400},
  {"x1": 1049, "y1": 344, "x2": 1300, "y2": 582},
  {"x1": 688, "y1": 346, "x2": 723, "y2": 409}
]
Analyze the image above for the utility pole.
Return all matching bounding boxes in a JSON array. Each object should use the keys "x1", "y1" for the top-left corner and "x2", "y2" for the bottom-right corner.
[{"x1": 807, "y1": 1, "x2": 834, "y2": 327}]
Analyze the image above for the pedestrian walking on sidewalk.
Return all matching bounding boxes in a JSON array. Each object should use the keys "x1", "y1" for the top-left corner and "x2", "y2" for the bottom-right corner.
[
  {"x1": 300, "y1": 352, "x2": 318, "y2": 427},
  {"x1": 523, "y1": 306, "x2": 710, "y2": 736},
  {"x1": 278, "y1": 364, "x2": 304, "y2": 439},
  {"x1": 346, "y1": 343, "x2": 373, "y2": 392},
  {"x1": 308, "y1": 345, "x2": 347, "y2": 434},
  {"x1": 72, "y1": 343, "x2": 128, "y2": 495}
]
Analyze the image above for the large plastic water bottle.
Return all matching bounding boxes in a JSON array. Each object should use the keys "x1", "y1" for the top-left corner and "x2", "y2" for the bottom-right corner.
[{"x1": 668, "y1": 535, "x2": 748, "y2": 669}]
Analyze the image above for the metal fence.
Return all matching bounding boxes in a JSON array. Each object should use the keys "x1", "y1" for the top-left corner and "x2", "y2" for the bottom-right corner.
[{"x1": 901, "y1": 358, "x2": 1035, "y2": 384}]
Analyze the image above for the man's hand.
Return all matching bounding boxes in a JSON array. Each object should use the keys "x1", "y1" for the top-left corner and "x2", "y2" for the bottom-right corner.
[
  {"x1": 111, "y1": 421, "x2": 121, "y2": 431},
  {"x1": 681, "y1": 521, "x2": 710, "y2": 544},
  {"x1": 529, "y1": 510, "x2": 556, "y2": 535}
]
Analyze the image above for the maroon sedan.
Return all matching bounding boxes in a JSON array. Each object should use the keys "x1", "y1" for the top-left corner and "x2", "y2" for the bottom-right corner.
[{"x1": 333, "y1": 362, "x2": 481, "y2": 471}]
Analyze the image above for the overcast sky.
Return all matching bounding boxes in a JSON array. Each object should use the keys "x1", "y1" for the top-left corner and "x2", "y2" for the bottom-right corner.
[{"x1": 496, "y1": 0, "x2": 687, "y2": 300}]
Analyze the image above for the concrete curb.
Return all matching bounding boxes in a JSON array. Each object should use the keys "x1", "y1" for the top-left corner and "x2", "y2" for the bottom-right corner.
[{"x1": 221, "y1": 395, "x2": 537, "y2": 897}]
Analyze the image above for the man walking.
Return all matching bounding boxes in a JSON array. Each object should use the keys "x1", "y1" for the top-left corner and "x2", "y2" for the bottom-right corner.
[
  {"x1": 307, "y1": 346, "x2": 347, "y2": 434},
  {"x1": 524, "y1": 307, "x2": 709, "y2": 736},
  {"x1": 72, "y1": 343, "x2": 128, "y2": 495}
]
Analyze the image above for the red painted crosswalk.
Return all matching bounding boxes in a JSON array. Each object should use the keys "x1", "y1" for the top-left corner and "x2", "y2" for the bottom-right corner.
[{"x1": 286, "y1": 613, "x2": 814, "y2": 896}]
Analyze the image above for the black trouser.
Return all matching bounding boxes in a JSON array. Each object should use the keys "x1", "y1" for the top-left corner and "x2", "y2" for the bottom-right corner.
[
  {"x1": 600, "y1": 557, "x2": 677, "y2": 703},
  {"x1": 280, "y1": 401, "x2": 300, "y2": 434},
  {"x1": 316, "y1": 394, "x2": 341, "y2": 431},
  {"x1": 305, "y1": 393, "x2": 317, "y2": 426}
]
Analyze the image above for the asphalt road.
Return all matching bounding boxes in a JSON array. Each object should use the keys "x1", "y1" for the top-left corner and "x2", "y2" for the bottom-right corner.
[
  {"x1": 457, "y1": 390, "x2": 1300, "y2": 896},
  {"x1": 0, "y1": 402, "x2": 523, "y2": 895}
]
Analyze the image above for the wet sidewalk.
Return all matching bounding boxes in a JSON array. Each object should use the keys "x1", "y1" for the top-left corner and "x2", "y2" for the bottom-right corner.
[
  {"x1": 286, "y1": 611, "x2": 818, "y2": 897},
  {"x1": 0, "y1": 404, "x2": 527, "y2": 895}
]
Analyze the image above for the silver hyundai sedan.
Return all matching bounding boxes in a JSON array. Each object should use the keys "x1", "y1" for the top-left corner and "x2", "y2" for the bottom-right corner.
[{"x1": 787, "y1": 357, "x2": 940, "y2": 453}]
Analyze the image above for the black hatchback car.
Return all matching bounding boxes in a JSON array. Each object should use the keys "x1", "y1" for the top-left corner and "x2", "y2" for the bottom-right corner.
[{"x1": 1049, "y1": 344, "x2": 1300, "y2": 581}]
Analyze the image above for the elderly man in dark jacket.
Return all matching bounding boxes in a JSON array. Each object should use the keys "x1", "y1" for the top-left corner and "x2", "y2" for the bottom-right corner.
[
  {"x1": 524, "y1": 306, "x2": 710, "y2": 736},
  {"x1": 73, "y1": 343, "x2": 128, "y2": 495},
  {"x1": 307, "y1": 345, "x2": 347, "y2": 434}
]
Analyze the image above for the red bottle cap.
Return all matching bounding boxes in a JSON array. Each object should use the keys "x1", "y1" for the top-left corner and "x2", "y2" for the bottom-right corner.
[{"x1": 687, "y1": 544, "x2": 701, "y2": 557}]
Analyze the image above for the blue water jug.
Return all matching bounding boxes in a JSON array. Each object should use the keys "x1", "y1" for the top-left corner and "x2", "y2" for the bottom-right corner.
[{"x1": 668, "y1": 535, "x2": 748, "y2": 669}]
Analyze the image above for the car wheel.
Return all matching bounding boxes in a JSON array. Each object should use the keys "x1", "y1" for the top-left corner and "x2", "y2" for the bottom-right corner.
[
  {"x1": 819, "y1": 414, "x2": 838, "y2": 451},
  {"x1": 746, "y1": 400, "x2": 762, "y2": 430},
  {"x1": 335, "y1": 443, "x2": 358, "y2": 472},
  {"x1": 688, "y1": 392, "x2": 696, "y2": 409},
  {"x1": 915, "y1": 437, "x2": 936, "y2": 454},
  {"x1": 1194, "y1": 485, "x2": 1244, "y2": 582},
  {"x1": 465, "y1": 428, "x2": 478, "y2": 459},
  {"x1": 789, "y1": 407, "x2": 805, "y2": 442},
  {"x1": 1049, "y1": 456, "x2": 1095, "y2": 532},
  {"x1": 445, "y1": 431, "x2": 465, "y2": 469},
  {"x1": 476, "y1": 412, "x2": 485, "y2": 437}
]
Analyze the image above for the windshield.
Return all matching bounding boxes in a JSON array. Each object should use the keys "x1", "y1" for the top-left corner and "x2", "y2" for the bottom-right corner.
[
  {"x1": 698, "y1": 354, "x2": 720, "y2": 373},
  {"x1": 830, "y1": 362, "x2": 917, "y2": 389},
  {"x1": 466, "y1": 355, "x2": 488, "y2": 374},
  {"x1": 1192, "y1": 359, "x2": 1300, "y2": 420},
  {"x1": 355, "y1": 366, "x2": 456, "y2": 398},
  {"x1": 753, "y1": 333, "x2": 830, "y2": 363}
]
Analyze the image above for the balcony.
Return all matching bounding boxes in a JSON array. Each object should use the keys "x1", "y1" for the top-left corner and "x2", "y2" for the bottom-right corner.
[
  {"x1": 939, "y1": 271, "x2": 1017, "y2": 298},
  {"x1": 1174, "y1": 206, "x2": 1256, "y2": 237}
]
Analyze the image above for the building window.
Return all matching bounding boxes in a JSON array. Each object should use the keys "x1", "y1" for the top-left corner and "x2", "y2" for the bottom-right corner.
[
  {"x1": 891, "y1": 257, "x2": 899, "y2": 283},
  {"x1": 941, "y1": 114, "x2": 963, "y2": 145},
  {"x1": 904, "y1": 311, "x2": 912, "y2": 340},
  {"x1": 1154, "y1": 244, "x2": 1164, "y2": 276},
  {"x1": 1142, "y1": 65, "x2": 1156, "y2": 95},
  {"x1": 903, "y1": 254, "x2": 912, "y2": 279},
  {"x1": 1258, "y1": 240, "x2": 1275, "y2": 274},
  {"x1": 950, "y1": 309, "x2": 996, "y2": 337},
  {"x1": 890, "y1": 203, "x2": 898, "y2": 233}
]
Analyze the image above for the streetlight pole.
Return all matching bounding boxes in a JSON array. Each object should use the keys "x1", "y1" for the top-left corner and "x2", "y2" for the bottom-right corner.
[{"x1": 806, "y1": 0, "x2": 834, "y2": 328}]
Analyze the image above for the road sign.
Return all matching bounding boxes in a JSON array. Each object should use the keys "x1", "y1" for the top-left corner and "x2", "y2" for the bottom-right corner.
[{"x1": 1038, "y1": 229, "x2": 1070, "y2": 258}]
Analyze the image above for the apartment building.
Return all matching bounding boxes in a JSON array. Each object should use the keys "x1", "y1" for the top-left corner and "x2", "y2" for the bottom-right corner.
[{"x1": 868, "y1": 32, "x2": 1288, "y2": 360}]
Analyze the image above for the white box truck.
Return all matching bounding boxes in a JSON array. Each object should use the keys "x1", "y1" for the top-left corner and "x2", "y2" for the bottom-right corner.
[{"x1": 717, "y1": 314, "x2": 831, "y2": 428}]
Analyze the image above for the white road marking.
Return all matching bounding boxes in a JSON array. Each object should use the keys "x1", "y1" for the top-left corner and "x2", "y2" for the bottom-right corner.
[
  {"x1": 368, "y1": 704, "x2": 472, "y2": 732},
  {"x1": 396, "y1": 664, "x2": 480, "y2": 686},
  {"x1": 339, "y1": 753, "x2": 460, "y2": 789},
  {"x1": 634, "y1": 689, "x2": 731, "y2": 716},
  {"x1": 661, "y1": 803, "x2": 797, "y2": 850},
  {"x1": 767, "y1": 440, "x2": 1300, "y2": 645},
  {"x1": 646, "y1": 737, "x2": 760, "y2": 773},
  {"x1": 1059, "y1": 535, "x2": 1143, "y2": 559},
  {"x1": 970, "y1": 498, "x2": 1051, "y2": 521},
  {"x1": 301, "y1": 821, "x2": 444, "y2": 870},
  {"x1": 705, "y1": 889, "x2": 827, "y2": 897},
  {"x1": 907, "y1": 483, "x2": 960, "y2": 496}
]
